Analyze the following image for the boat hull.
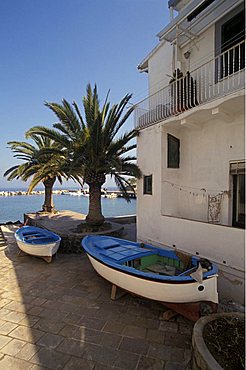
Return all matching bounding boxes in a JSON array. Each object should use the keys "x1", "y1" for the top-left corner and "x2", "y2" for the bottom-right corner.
[
  {"x1": 16, "y1": 239, "x2": 60, "y2": 257},
  {"x1": 15, "y1": 226, "x2": 61, "y2": 258},
  {"x1": 87, "y1": 254, "x2": 218, "y2": 304}
]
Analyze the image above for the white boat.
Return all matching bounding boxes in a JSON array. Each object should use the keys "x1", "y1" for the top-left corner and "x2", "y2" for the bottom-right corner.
[
  {"x1": 82, "y1": 236, "x2": 219, "y2": 307},
  {"x1": 15, "y1": 226, "x2": 61, "y2": 262}
]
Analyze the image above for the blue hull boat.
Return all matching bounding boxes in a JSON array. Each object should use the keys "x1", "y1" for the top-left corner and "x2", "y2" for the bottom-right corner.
[
  {"x1": 15, "y1": 226, "x2": 61, "y2": 262},
  {"x1": 82, "y1": 235, "x2": 218, "y2": 306}
]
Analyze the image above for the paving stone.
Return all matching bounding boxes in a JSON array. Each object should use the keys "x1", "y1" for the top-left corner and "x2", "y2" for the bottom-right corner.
[
  {"x1": 119, "y1": 337, "x2": 149, "y2": 355},
  {"x1": 37, "y1": 333, "x2": 64, "y2": 349},
  {"x1": 34, "y1": 319, "x2": 65, "y2": 334},
  {"x1": 102, "y1": 320, "x2": 126, "y2": 334},
  {"x1": 113, "y1": 349, "x2": 140, "y2": 370},
  {"x1": 56, "y1": 337, "x2": 85, "y2": 357},
  {"x1": 0, "y1": 299, "x2": 11, "y2": 309},
  {"x1": 27, "y1": 307, "x2": 45, "y2": 316},
  {"x1": 58, "y1": 302, "x2": 82, "y2": 314},
  {"x1": 137, "y1": 356, "x2": 165, "y2": 370},
  {"x1": 30, "y1": 365, "x2": 49, "y2": 370},
  {"x1": 63, "y1": 356, "x2": 95, "y2": 369},
  {"x1": 18, "y1": 315, "x2": 40, "y2": 328},
  {"x1": 0, "y1": 321, "x2": 18, "y2": 335},
  {"x1": 59, "y1": 324, "x2": 80, "y2": 338},
  {"x1": 0, "y1": 354, "x2": 33, "y2": 369},
  {"x1": 100, "y1": 332, "x2": 122, "y2": 348},
  {"x1": 4, "y1": 301, "x2": 28, "y2": 313},
  {"x1": 82, "y1": 342, "x2": 119, "y2": 365},
  {"x1": 159, "y1": 321, "x2": 178, "y2": 333},
  {"x1": 15, "y1": 342, "x2": 41, "y2": 361},
  {"x1": 148, "y1": 343, "x2": 185, "y2": 362},
  {"x1": 1, "y1": 310, "x2": 26, "y2": 324},
  {"x1": 178, "y1": 323, "x2": 193, "y2": 335},
  {"x1": 0, "y1": 334, "x2": 12, "y2": 349},
  {"x1": 9, "y1": 325, "x2": 45, "y2": 343},
  {"x1": 164, "y1": 332, "x2": 191, "y2": 349},
  {"x1": 165, "y1": 362, "x2": 187, "y2": 370},
  {"x1": 122, "y1": 325, "x2": 147, "y2": 339},
  {"x1": 146, "y1": 329, "x2": 165, "y2": 344},
  {"x1": 62, "y1": 313, "x2": 82, "y2": 325},
  {"x1": 93, "y1": 364, "x2": 116, "y2": 370},
  {"x1": 30, "y1": 347, "x2": 70, "y2": 369},
  {"x1": 82, "y1": 328, "x2": 103, "y2": 344},
  {"x1": 0, "y1": 338, "x2": 26, "y2": 355},
  {"x1": 78, "y1": 316, "x2": 106, "y2": 330},
  {"x1": 0, "y1": 229, "x2": 194, "y2": 370},
  {"x1": 38, "y1": 309, "x2": 68, "y2": 322},
  {"x1": 31, "y1": 298, "x2": 47, "y2": 306}
]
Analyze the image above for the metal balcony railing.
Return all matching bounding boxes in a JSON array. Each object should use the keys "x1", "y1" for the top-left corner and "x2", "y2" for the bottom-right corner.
[{"x1": 134, "y1": 41, "x2": 245, "y2": 129}]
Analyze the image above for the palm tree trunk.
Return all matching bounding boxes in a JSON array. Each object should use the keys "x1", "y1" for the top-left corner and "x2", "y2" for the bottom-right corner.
[
  {"x1": 86, "y1": 183, "x2": 105, "y2": 226},
  {"x1": 42, "y1": 178, "x2": 56, "y2": 213}
]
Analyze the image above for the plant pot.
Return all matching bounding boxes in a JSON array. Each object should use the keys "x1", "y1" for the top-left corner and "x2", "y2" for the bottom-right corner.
[{"x1": 192, "y1": 312, "x2": 245, "y2": 370}]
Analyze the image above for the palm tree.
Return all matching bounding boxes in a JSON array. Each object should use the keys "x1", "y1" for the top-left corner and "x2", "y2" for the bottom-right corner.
[
  {"x1": 26, "y1": 84, "x2": 141, "y2": 226},
  {"x1": 4, "y1": 134, "x2": 81, "y2": 212}
]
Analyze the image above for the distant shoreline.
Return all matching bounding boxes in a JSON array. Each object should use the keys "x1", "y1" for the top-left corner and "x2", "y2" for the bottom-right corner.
[
  {"x1": 0, "y1": 188, "x2": 136, "y2": 199},
  {"x1": 0, "y1": 189, "x2": 71, "y2": 197}
]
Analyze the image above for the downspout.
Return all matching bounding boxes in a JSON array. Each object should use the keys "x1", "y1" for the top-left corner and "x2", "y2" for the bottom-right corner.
[{"x1": 170, "y1": 6, "x2": 176, "y2": 72}]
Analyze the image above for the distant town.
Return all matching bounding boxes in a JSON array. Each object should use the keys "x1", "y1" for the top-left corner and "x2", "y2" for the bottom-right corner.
[{"x1": 0, "y1": 189, "x2": 136, "y2": 199}]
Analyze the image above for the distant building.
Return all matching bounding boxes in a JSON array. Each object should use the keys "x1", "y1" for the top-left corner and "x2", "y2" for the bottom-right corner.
[{"x1": 135, "y1": 0, "x2": 245, "y2": 303}]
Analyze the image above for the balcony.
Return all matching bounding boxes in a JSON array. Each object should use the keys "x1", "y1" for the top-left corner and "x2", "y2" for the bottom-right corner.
[{"x1": 134, "y1": 41, "x2": 245, "y2": 129}]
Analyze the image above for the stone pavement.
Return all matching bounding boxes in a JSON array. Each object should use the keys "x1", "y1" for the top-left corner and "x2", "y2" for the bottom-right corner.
[{"x1": 0, "y1": 226, "x2": 193, "y2": 370}]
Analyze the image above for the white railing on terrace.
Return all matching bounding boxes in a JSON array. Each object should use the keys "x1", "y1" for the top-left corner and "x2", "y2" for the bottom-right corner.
[{"x1": 134, "y1": 41, "x2": 245, "y2": 129}]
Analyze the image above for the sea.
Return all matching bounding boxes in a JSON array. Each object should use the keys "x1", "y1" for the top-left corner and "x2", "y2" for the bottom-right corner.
[{"x1": 0, "y1": 188, "x2": 136, "y2": 224}]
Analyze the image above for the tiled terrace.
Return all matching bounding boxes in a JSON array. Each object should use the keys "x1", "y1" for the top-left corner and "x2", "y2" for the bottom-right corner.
[{"x1": 0, "y1": 226, "x2": 192, "y2": 370}]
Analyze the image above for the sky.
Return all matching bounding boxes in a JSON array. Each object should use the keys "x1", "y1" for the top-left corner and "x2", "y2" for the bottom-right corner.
[{"x1": 0, "y1": 0, "x2": 169, "y2": 189}]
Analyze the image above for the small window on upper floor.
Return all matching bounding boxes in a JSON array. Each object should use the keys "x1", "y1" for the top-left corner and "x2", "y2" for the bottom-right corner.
[
  {"x1": 167, "y1": 134, "x2": 180, "y2": 168},
  {"x1": 143, "y1": 175, "x2": 152, "y2": 195}
]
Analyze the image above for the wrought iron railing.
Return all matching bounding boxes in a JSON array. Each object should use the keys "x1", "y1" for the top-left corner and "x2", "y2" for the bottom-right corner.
[{"x1": 134, "y1": 40, "x2": 245, "y2": 129}]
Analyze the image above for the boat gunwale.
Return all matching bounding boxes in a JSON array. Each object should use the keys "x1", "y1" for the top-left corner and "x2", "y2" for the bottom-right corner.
[
  {"x1": 82, "y1": 236, "x2": 218, "y2": 284},
  {"x1": 15, "y1": 226, "x2": 61, "y2": 245}
]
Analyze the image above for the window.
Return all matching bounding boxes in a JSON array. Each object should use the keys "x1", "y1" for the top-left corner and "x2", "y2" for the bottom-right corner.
[
  {"x1": 167, "y1": 134, "x2": 180, "y2": 168},
  {"x1": 143, "y1": 175, "x2": 152, "y2": 195},
  {"x1": 230, "y1": 162, "x2": 245, "y2": 229},
  {"x1": 215, "y1": 5, "x2": 245, "y2": 80}
]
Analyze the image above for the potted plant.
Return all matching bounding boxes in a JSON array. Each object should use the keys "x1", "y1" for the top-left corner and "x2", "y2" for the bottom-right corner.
[{"x1": 192, "y1": 312, "x2": 245, "y2": 370}]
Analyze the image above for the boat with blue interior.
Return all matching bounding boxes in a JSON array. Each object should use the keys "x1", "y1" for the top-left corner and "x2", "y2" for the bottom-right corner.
[
  {"x1": 82, "y1": 235, "x2": 218, "y2": 317},
  {"x1": 15, "y1": 226, "x2": 61, "y2": 263}
]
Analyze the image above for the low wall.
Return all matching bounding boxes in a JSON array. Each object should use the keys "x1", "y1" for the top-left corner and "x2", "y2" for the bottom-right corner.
[
  {"x1": 25, "y1": 211, "x2": 124, "y2": 253},
  {"x1": 138, "y1": 215, "x2": 245, "y2": 305}
]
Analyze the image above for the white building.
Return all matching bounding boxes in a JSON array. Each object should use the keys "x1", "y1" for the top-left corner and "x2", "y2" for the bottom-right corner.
[{"x1": 135, "y1": 0, "x2": 245, "y2": 304}]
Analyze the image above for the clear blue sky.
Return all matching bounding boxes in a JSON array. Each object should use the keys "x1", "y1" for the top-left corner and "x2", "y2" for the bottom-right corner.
[{"x1": 0, "y1": 0, "x2": 169, "y2": 189}]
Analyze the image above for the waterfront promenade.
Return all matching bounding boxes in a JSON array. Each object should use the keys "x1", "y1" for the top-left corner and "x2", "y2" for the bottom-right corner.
[{"x1": 0, "y1": 222, "x2": 193, "y2": 369}]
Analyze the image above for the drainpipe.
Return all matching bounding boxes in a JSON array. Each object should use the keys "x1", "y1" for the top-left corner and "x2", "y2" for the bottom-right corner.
[
  {"x1": 169, "y1": 6, "x2": 174, "y2": 21},
  {"x1": 169, "y1": 6, "x2": 176, "y2": 73}
]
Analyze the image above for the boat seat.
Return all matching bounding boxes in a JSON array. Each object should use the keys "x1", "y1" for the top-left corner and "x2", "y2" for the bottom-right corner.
[
  {"x1": 24, "y1": 235, "x2": 52, "y2": 241},
  {"x1": 27, "y1": 237, "x2": 55, "y2": 244},
  {"x1": 94, "y1": 239, "x2": 120, "y2": 249},
  {"x1": 101, "y1": 246, "x2": 153, "y2": 262},
  {"x1": 24, "y1": 234, "x2": 46, "y2": 240},
  {"x1": 23, "y1": 233, "x2": 42, "y2": 238}
]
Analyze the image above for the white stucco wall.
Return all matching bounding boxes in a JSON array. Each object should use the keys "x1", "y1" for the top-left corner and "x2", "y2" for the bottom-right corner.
[
  {"x1": 137, "y1": 98, "x2": 245, "y2": 304},
  {"x1": 148, "y1": 41, "x2": 173, "y2": 95},
  {"x1": 161, "y1": 113, "x2": 245, "y2": 225},
  {"x1": 179, "y1": 26, "x2": 215, "y2": 74}
]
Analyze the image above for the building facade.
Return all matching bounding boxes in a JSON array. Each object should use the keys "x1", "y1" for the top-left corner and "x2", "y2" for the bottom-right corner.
[{"x1": 135, "y1": 0, "x2": 245, "y2": 304}]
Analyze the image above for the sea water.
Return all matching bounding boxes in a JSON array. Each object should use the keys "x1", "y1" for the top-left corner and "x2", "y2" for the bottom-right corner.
[{"x1": 0, "y1": 193, "x2": 136, "y2": 224}]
